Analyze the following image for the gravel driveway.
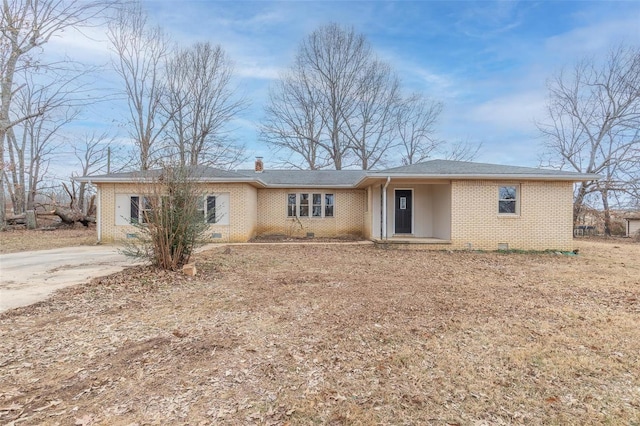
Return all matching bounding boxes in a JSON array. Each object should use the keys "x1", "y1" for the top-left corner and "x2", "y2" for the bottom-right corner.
[{"x1": 0, "y1": 246, "x2": 138, "y2": 313}]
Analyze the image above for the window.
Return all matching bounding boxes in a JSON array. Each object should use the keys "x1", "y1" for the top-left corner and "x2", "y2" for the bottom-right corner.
[
  {"x1": 141, "y1": 197, "x2": 154, "y2": 223},
  {"x1": 206, "y1": 196, "x2": 217, "y2": 223},
  {"x1": 287, "y1": 194, "x2": 297, "y2": 217},
  {"x1": 130, "y1": 196, "x2": 140, "y2": 224},
  {"x1": 498, "y1": 186, "x2": 518, "y2": 214},
  {"x1": 287, "y1": 193, "x2": 335, "y2": 218},
  {"x1": 117, "y1": 193, "x2": 229, "y2": 226},
  {"x1": 300, "y1": 193, "x2": 309, "y2": 217},
  {"x1": 130, "y1": 196, "x2": 154, "y2": 223},
  {"x1": 312, "y1": 194, "x2": 322, "y2": 217},
  {"x1": 325, "y1": 194, "x2": 334, "y2": 217},
  {"x1": 197, "y1": 195, "x2": 220, "y2": 223}
]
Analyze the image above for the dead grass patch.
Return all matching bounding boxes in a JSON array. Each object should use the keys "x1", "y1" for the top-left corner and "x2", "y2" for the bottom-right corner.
[
  {"x1": 0, "y1": 227, "x2": 96, "y2": 254},
  {"x1": 1, "y1": 240, "x2": 639, "y2": 424}
]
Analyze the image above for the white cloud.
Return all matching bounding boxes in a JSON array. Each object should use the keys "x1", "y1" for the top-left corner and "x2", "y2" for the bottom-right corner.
[
  {"x1": 236, "y1": 64, "x2": 282, "y2": 81},
  {"x1": 467, "y1": 90, "x2": 546, "y2": 131},
  {"x1": 46, "y1": 25, "x2": 111, "y2": 64},
  {"x1": 545, "y1": 16, "x2": 640, "y2": 58}
]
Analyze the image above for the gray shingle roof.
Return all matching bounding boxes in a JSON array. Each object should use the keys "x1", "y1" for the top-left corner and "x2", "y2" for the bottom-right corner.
[
  {"x1": 77, "y1": 160, "x2": 599, "y2": 185},
  {"x1": 377, "y1": 159, "x2": 592, "y2": 177},
  {"x1": 237, "y1": 169, "x2": 366, "y2": 187},
  {"x1": 78, "y1": 165, "x2": 252, "y2": 181}
]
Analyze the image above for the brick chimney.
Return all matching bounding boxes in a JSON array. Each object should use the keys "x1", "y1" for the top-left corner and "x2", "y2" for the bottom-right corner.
[{"x1": 255, "y1": 157, "x2": 264, "y2": 173}]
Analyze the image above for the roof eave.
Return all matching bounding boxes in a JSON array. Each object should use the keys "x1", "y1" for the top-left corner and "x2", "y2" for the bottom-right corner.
[
  {"x1": 74, "y1": 176, "x2": 266, "y2": 186},
  {"x1": 361, "y1": 173, "x2": 601, "y2": 182}
]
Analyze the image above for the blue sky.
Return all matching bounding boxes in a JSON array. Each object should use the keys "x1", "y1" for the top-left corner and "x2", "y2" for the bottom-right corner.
[{"x1": 48, "y1": 0, "x2": 640, "y2": 172}]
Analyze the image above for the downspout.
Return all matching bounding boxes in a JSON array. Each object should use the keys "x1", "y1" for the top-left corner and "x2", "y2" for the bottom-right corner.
[
  {"x1": 382, "y1": 176, "x2": 391, "y2": 240},
  {"x1": 95, "y1": 183, "x2": 101, "y2": 244}
]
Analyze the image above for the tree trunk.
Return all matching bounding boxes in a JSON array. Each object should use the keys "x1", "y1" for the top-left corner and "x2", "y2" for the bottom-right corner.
[
  {"x1": 53, "y1": 207, "x2": 95, "y2": 227},
  {"x1": 573, "y1": 182, "x2": 588, "y2": 225},
  {"x1": 601, "y1": 188, "x2": 612, "y2": 236}
]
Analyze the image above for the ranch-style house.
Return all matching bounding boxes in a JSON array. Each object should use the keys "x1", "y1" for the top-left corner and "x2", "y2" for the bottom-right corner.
[{"x1": 77, "y1": 159, "x2": 599, "y2": 251}]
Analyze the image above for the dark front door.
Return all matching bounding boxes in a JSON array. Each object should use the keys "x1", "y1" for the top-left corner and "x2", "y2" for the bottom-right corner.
[{"x1": 395, "y1": 190, "x2": 412, "y2": 234}]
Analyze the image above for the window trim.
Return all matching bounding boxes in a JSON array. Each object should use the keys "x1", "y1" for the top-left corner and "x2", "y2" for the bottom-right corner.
[{"x1": 498, "y1": 185, "x2": 519, "y2": 216}]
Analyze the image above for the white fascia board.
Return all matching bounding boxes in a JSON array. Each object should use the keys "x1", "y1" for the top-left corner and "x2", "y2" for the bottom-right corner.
[
  {"x1": 360, "y1": 173, "x2": 600, "y2": 182},
  {"x1": 74, "y1": 176, "x2": 266, "y2": 186},
  {"x1": 259, "y1": 184, "x2": 358, "y2": 189}
]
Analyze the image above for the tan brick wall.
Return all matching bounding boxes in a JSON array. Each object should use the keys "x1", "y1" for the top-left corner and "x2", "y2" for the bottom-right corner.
[
  {"x1": 450, "y1": 180, "x2": 574, "y2": 250},
  {"x1": 256, "y1": 188, "x2": 365, "y2": 238},
  {"x1": 363, "y1": 187, "x2": 372, "y2": 238},
  {"x1": 97, "y1": 182, "x2": 257, "y2": 244}
]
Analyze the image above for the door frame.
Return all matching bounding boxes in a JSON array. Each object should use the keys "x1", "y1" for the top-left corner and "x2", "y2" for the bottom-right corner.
[{"x1": 393, "y1": 188, "x2": 414, "y2": 235}]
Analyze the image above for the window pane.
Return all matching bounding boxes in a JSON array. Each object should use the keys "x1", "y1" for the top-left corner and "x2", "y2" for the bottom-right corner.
[
  {"x1": 287, "y1": 194, "x2": 297, "y2": 217},
  {"x1": 312, "y1": 193, "x2": 322, "y2": 217},
  {"x1": 207, "y1": 196, "x2": 216, "y2": 224},
  {"x1": 300, "y1": 193, "x2": 309, "y2": 217},
  {"x1": 141, "y1": 196, "x2": 154, "y2": 223},
  {"x1": 325, "y1": 194, "x2": 334, "y2": 217},
  {"x1": 498, "y1": 186, "x2": 517, "y2": 214},
  {"x1": 196, "y1": 196, "x2": 205, "y2": 220},
  {"x1": 130, "y1": 196, "x2": 140, "y2": 224},
  {"x1": 499, "y1": 200, "x2": 516, "y2": 214},
  {"x1": 499, "y1": 186, "x2": 516, "y2": 200}
]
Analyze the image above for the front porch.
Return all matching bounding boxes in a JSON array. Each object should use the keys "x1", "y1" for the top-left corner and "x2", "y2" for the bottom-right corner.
[{"x1": 367, "y1": 180, "x2": 452, "y2": 242}]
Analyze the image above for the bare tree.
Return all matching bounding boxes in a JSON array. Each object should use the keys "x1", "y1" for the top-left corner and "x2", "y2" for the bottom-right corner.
[
  {"x1": 443, "y1": 138, "x2": 482, "y2": 162},
  {"x1": 262, "y1": 23, "x2": 374, "y2": 170},
  {"x1": 396, "y1": 93, "x2": 443, "y2": 165},
  {"x1": 4, "y1": 76, "x2": 79, "y2": 214},
  {"x1": 70, "y1": 131, "x2": 126, "y2": 214},
  {"x1": 261, "y1": 67, "x2": 328, "y2": 170},
  {"x1": 538, "y1": 45, "x2": 640, "y2": 235},
  {"x1": 108, "y1": 1, "x2": 170, "y2": 171},
  {"x1": 0, "y1": 0, "x2": 113, "y2": 227},
  {"x1": 345, "y1": 60, "x2": 400, "y2": 170},
  {"x1": 163, "y1": 42, "x2": 247, "y2": 169}
]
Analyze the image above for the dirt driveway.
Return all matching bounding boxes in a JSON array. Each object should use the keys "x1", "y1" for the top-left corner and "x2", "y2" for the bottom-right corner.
[{"x1": 0, "y1": 246, "x2": 137, "y2": 312}]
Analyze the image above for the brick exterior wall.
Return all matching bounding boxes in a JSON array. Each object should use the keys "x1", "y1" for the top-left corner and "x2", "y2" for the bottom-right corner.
[
  {"x1": 96, "y1": 178, "x2": 574, "y2": 250},
  {"x1": 97, "y1": 182, "x2": 257, "y2": 243},
  {"x1": 256, "y1": 188, "x2": 365, "y2": 238},
  {"x1": 449, "y1": 180, "x2": 574, "y2": 250}
]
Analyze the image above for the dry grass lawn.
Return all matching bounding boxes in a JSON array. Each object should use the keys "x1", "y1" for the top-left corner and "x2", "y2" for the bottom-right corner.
[
  {"x1": 1, "y1": 239, "x2": 639, "y2": 425},
  {"x1": 0, "y1": 227, "x2": 96, "y2": 254}
]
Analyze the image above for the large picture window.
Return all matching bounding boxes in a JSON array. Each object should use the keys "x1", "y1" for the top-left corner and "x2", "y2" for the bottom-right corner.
[
  {"x1": 287, "y1": 193, "x2": 335, "y2": 218},
  {"x1": 498, "y1": 186, "x2": 518, "y2": 214}
]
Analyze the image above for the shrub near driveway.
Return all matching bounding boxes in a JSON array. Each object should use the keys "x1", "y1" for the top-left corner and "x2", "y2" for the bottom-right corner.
[{"x1": 1, "y1": 241, "x2": 639, "y2": 424}]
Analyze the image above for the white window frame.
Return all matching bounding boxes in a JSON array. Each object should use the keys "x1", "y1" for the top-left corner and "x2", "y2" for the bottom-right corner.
[
  {"x1": 286, "y1": 192, "x2": 335, "y2": 218},
  {"x1": 198, "y1": 195, "x2": 219, "y2": 224},
  {"x1": 116, "y1": 193, "x2": 230, "y2": 226},
  {"x1": 498, "y1": 185, "x2": 519, "y2": 215}
]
